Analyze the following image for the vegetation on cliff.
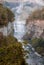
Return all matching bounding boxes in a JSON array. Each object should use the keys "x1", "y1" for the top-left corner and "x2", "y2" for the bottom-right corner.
[
  {"x1": 0, "y1": 4, "x2": 14, "y2": 27},
  {"x1": 31, "y1": 38, "x2": 44, "y2": 56},
  {"x1": 27, "y1": 8, "x2": 44, "y2": 21},
  {"x1": 0, "y1": 34, "x2": 27, "y2": 65}
]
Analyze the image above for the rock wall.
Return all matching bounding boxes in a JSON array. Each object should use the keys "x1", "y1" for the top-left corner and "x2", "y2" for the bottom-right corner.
[
  {"x1": 0, "y1": 22, "x2": 13, "y2": 36},
  {"x1": 24, "y1": 20, "x2": 44, "y2": 39}
]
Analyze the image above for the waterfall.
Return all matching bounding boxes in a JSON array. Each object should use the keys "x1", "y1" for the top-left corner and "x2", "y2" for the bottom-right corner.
[{"x1": 13, "y1": 3, "x2": 27, "y2": 41}]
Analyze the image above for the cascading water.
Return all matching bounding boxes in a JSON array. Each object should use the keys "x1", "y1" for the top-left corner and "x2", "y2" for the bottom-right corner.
[
  {"x1": 13, "y1": 3, "x2": 27, "y2": 41},
  {"x1": 14, "y1": 20, "x2": 26, "y2": 41}
]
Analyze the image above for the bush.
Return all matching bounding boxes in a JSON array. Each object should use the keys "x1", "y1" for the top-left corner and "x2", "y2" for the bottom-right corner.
[
  {"x1": 0, "y1": 4, "x2": 14, "y2": 27},
  {"x1": 0, "y1": 35, "x2": 26, "y2": 65},
  {"x1": 31, "y1": 38, "x2": 44, "y2": 56}
]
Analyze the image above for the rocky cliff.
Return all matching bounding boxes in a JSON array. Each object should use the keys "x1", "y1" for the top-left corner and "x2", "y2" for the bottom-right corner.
[{"x1": 23, "y1": 8, "x2": 44, "y2": 40}]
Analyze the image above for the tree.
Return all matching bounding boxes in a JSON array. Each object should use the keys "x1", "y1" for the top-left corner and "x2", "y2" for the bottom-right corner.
[
  {"x1": 0, "y1": 4, "x2": 14, "y2": 27},
  {"x1": 0, "y1": 35, "x2": 27, "y2": 65},
  {"x1": 31, "y1": 38, "x2": 44, "y2": 56}
]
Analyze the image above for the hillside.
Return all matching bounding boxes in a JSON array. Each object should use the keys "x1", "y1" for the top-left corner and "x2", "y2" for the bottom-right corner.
[
  {"x1": 23, "y1": 8, "x2": 44, "y2": 56},
  {"x1": 28, "y1": 8, "x2": 44, "y2": 20},
  {"x1": 26, "y1": 8, "x2": 44, "y2": 39}
]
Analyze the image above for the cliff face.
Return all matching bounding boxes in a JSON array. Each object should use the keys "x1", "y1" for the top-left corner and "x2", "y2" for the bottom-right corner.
[
  {"x1": 0, "y1": 4, "x2": 14, "y2": 36},
  {"x1": 24, "y1": 18, "x2": 44, "y2": 40},
  {"x1": 0, "y1": 22, "x2": 13, "y2": 36},
  {"x1": 23, "y1": 8, "x2": 44, "y2": 40},
  {"x1": 26, "y1": 20, "x2": 44, "y2": 39}
]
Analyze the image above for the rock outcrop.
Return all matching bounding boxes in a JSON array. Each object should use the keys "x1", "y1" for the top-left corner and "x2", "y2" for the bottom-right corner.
[{"x1": 0, "y1": 22, "x2": 13, "y2": 36}]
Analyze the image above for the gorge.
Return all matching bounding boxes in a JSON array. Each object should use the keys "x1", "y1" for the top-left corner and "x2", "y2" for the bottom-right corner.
[{"x1": 0, "y1": 1, "x2": 44, "y2": 65}]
